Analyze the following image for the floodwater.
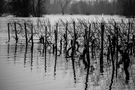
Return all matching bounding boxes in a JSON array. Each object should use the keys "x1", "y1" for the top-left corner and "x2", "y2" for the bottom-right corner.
[
  {"x1": 0, "y1": 16, "x2": 101, "y2": 90},
  {"x1": 1, "y1": 33, "x2": 134, "y2": 90},
  {"x1": 0, "y1": 33, "x2": 81, "y2": 90},
  {"x1": 0, "y1": 31, "x2": 92, "y2": 90},
  {"x1": 0, "y1": 16, "x2": 135, "y2": 90}
]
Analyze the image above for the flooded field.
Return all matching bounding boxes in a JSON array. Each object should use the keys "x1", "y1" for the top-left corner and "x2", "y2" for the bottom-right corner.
[
  {"x1": 0, "y1": 15, "x2": 135, "y2": 90},
  {"x1": 0, "y1": 33, "x2": 84, "y2": 90}
]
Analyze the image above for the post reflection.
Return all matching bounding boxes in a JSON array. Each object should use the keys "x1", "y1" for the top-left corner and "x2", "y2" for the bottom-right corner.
[
  {"x1": 24, "y1": 44, "x2": 28, "y2": 67},
  {"x1": 54, "y1": 53, "x2": 57, "y2": 78},
  {"x1": 14, "y1": 43, "x2": 17, "y2": 64},
  {"x1": 30, "y1": 44, "x2": 34, "y2": 71},
  {"x1": 7, "y1": 44, "x2": 10, "y2": 59},
  {"x1": 84, "y1": 67, "x2": 90, "y2": 90},
  {"x1": 71, "y1": 58, "x2": 76, "y2": 84}
]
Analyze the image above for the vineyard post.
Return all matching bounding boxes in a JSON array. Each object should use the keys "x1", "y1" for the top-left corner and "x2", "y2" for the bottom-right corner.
[
  {"x1": 7, "y1": 23, "x2": 10, "y2": 42},
  {"x1": 86, "y1": 24, "x2": 90, "y2": 67},
  {"x1": 64, "y1": 22, "x2": 68, "y2": 57},
  {"x1": 100, "y1": 22, "x2": 104, "y2": 73},
  {"x1": 14, "y1": 22, "x2": 18, "y2": 43},
  {"x1": 72, "y1": 21, "x2": 76, "y2": 82},
  {"x1": 44, "y1": 26, "x2": 47, "y2": 72},
  {"x1": 31, "y1": 23, "x2": 34, "y2": 45},
  {"x1": 54, "y1": 23, "x2": 58, "y2": 77},
  {"x1": 24, "y1": 22, "x2": 28, "y2": 44},
  {"x1": 109, "y1": 24, "x2": 115, "y2": 90},
  {"x1": 44, "y1": 26, "x2": 47, "y2": 57},
  {"x1": 115, "y1": 23, "x2": 118, "y2": 78},
  {"x1": 53, "y1": 44, "x2": 55, "y2": 54},
  {"x1": 88, "y1": 24, "x2": 91, "y2": 65},
  {"x1": 128, "y1": 19, "x2": 131, "y2": 43},
  {"x1": 91, "y1": 23, "x2": 95, "y2": 59},
  {"x1": 55, "y1": 23, "x2": 58, "y2": 57},
  {"x1": 60, "y1": 37, "x2": 62, "y2": 55},
  {"x1": 71, "y1": 21, "x2": 76, "y2": 59}
]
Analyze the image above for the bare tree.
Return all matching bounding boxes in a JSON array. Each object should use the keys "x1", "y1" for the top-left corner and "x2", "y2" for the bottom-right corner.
[
  {"x1": 59, "y1": 0, "x2": 71, "y2": 15},
  {"x1": 30, "y1": 0, "x2": 47, "y2": 17},
  {"x1": 0, "y1": 0, "x2": 5, "y2": 16},
  {"x1": 118, "y1": 0, "x2": 135, "y2": 17},
  {"x1": 10, "y1": 0, "x2": 30, "y2": 17}
]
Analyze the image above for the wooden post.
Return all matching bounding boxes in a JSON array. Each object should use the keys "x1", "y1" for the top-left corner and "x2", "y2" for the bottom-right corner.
[
  {"x1": 54, "y1": 23, "x2": 58, "y2": 77},
  {"x1": 31, "y1": 24, "x2": 34, "y2": 45},
  {"x1": 100, "y1": 22, "x2": 104, "y2": 73},
  {"x1": 24, "y1": 23, "x2": 28, "y2": 44},
  {"x1": 60, "y1": 37, "x2": 62, "y2": 55},
  {"x1": 44, "y1": 26, "x2": 47, "y2": 57},
  {"x1": 86, "y1": 24, "x2": 91, "y2": 67},
  {"x1": 44, "y1": 26, "x2": 47, "y2": 72},
  {"x1": 115, "y1": 24, "x2": 118, "y2": 78},
  {"x1": 30, "y1": 22, "x2": 34, "y2": 70},
  {"x1": 14, "y1": 22, "x2": 18, "y2": 43},
  {"x1": 71, "y1": 21, "x2": 76, "y2": 83},
  {"x1": 91, "y1": 23, "x2": 95, "y2": 59},
  {"x1": 128, "y1": 19, "x2": 130, "y2": 43},
  {"x1": 44, "y1": 26, "x2": 47, "y2": 49},
  {"x1": 53, "y1": 44, "x2": 55, "y2": 54},
  {"x1": 65, "y1": 22, "x2": 68, "y2": 57},
  {"x1": 7, "y1": 23, "x2": 10, "y2": 42},
  {"x1": 71, "y1": 21, "x2": 76, "y2": 58},
  {"x1": 55, "y1": 23, "x2": 58, "y2": 56}
]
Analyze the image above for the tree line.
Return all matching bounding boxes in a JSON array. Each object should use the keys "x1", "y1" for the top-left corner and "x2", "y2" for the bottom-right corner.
[
  {"x1": 0, "y1": 0, "x2": 135, "y2": 17},
  {"x1": 0, "y1": 0, "x2": 47, "y2": 17},
  {"x1": 70, "y1": 0, "x2": 135, "y2": 17}
]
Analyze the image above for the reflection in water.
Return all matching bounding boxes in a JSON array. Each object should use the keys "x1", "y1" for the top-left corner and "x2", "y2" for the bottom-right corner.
[
  {"x1": 54, "y1": 52, "x2": 57, "y2": 78},
  {"x1": 30, "y1": 44, "x2": 34, "y2": 71},
  {"x1": 7, "y1": 44, "x2": 10, "y2": 58},
  {"x1": 24, "y1": 44, "x2": 28, "y2": 67},
  {"x1": 71, "y1": 58, "x2": 76, "y2": 84},
  {"x1": 85, "y1": 67, "x2": 90, "y2": 90},
  {"x1": 2, "y1": 42, "x2": 131, "y2": 90},
  {"x1": 14, "y1": 43, "x2": 17, "y2": 64}
]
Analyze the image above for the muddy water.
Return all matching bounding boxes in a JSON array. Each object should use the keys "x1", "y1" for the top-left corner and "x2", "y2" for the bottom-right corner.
[{"x1": 0, "y1": 32, "x2": 86, "y2": 90}]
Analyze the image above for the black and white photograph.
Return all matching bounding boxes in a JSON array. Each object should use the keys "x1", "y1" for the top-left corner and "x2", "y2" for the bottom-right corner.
[{"x1": 0, "y1": 0, "x2": 135, "y2": 90}]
